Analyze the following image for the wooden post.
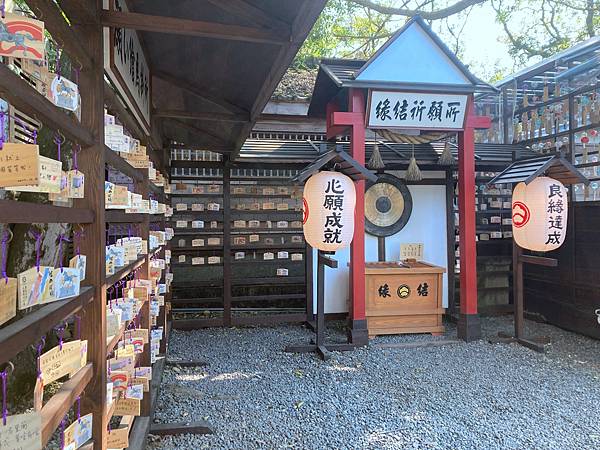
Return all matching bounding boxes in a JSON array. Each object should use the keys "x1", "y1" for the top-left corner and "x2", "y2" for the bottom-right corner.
[
  {"x1": 137, "y1": 178, "x2": 152, "y2": 416},
  {"x1": 222, "y1": 166, "x2": 232, "y2": 327},
  {"x1": 74, "y1": 2, "x2": 108, "y2": 446},
  {"x1": 305, "y1": 244, "x2": 314, "y2": 321},
  {"x1": 445, "y1": 169, "x2": 456, "y2": 316},
  {"x1": 513, "y1": 242, "x2": 524, "y2": 339},
  {"x1": 377, "y1": 237, "x2": 386, "y2": 262},
  {"x1": 347, "y1": 88, "x2": 368, "y2": 346},
  {"x1": 457, "y1": 98, "x2": 481, "y2": 341}
]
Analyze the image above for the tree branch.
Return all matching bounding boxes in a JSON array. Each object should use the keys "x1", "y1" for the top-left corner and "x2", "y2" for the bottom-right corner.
[{"x1": 347, "y1": 0, "x2": 487, "y2": 20}]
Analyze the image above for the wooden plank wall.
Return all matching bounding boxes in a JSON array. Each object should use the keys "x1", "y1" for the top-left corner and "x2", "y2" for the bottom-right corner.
[{"x1": 523, "y1": 202, "x2": 600, "y2": 339}]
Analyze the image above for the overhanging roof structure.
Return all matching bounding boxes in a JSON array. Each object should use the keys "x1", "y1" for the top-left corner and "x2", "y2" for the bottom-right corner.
[
  {"x1": 488, "y1": 154, "x2": 589, "y2": 186},
  {"x1": 237, "y1": 139, "x2": 535, "y2": 167},
  {"x1": 291, "y1": 146, "x2": 378, "y2": 184},
  {"x1": 100, "y1": 0, "x2": 326, "y2": 160}
]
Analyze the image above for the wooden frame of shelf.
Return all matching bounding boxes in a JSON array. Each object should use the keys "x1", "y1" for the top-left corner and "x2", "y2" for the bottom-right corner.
[{"x1": 0, "y1": 3, "x2": 171, "y2": 447}]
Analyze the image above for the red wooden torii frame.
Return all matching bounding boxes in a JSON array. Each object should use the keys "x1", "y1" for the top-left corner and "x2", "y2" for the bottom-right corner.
[{"x1": 326, "y1": 88, "x2": 490, "y2": 344}]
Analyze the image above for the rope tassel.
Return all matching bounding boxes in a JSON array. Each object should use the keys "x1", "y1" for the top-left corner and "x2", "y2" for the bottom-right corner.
[
  {"x1": 405, "y1": 144, "x2": 422, "y2": 181},
  {"x1": 368, "y1": 140, "x2": 385, "y2": 170},
  {"x1": 438, "y1": 141, "x2": 455, "y2": 165}
]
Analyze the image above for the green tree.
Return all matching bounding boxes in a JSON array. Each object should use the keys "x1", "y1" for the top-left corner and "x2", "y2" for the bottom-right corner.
[
  {"x1": 296, "y1": 0, "x2": 599, "y2": 76},
  {"x1": 491, "y1": 0, "x2": 598, "y2": 63}
]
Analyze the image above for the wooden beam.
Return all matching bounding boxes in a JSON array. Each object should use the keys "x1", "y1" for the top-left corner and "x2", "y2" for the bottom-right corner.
[
  {"x1": 104, "y1": 146, "x2": 146, "y2": 182},
  {"x1": 170, "y1": 160, "x2": 224, "y2": 170},
  {"x1": 171, "y1": 119, "x2": 234, "y2": 147},
  {"x1": 205, "y1": 0, "x2": 289, "y2": 33},
  {"x1": 520, "y1": 255, "x2": 559, "y2": 267},
  {"x1": 42, "y1": 364, "x2": 94, "y2": 446},
  {"x1": 105, "y1": 210, "x2": 145, "y2": 223},
  {"x1": 0, "y1": 64, "x2": 94, "y2": 146},
  {"x1": 105, "y1": 255, "x2": 147, "y2": 287},
  {"x1": 150, "y1": 421, "x2": 214, "y2": 436},
  {"x1": 100, "y1": 10, "x2": 287, "y2": 45},
  {"x1": 154, "y1": 109, "x2": 249, "y2": 123},
  {"x1": 122, "y1": 416, "x2": 151, "y2": 450},
  {"x1": 373, "y1": 339, "x2": 462, "y2": 349},
  {"x1": 26, "y1": 0, "x2": 92, "y2": 68},
  {"x1": 0, "y1": 287, "x2": 94, "y2": 366},
  {"x1": 165, "y1": 359, "x2": 209, "y2": 367},
  {"x1": 153, "y1": 71, "x2": 247, "y2": 116},
  {"x1": 56, "y1": 0, "x2": 98, "y2": 25},
  {"x1": 0, "y1": 201, "x2": 95, "y2": 223}
]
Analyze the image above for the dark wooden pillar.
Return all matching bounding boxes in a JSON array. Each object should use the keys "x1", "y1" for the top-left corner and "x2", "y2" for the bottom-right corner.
[
  {"x1": 137, "y1": 177, "x2": 152, "y2": 416},
  {"x1": 222, "y1": 166, "x2": 232, "y2": 326},
  {"x1": 74, "y1": 1, "x2": 108, "y2": 446}
]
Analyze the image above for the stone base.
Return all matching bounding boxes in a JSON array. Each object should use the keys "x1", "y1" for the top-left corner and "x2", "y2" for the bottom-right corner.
[
  {"x1": 457, "y1": 313, "x2": 481, "y2": 342},
  {"x1": 347, "y1": 319, "x2": 369, "y2": 347}
]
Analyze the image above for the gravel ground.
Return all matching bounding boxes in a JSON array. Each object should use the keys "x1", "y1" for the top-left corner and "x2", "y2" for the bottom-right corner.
[{"x1": 148, "y1": 317, "x2": 600, "y2": 450}]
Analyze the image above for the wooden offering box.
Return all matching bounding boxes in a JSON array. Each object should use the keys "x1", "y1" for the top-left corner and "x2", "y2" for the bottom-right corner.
[{"x1": 365, "y1": 261, "x2": 446, "y2": 337}]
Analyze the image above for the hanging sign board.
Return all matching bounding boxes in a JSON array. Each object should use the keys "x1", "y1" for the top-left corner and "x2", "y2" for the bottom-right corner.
[
  {"x1": 367, "y1": 91, "x2": 467, "y2": 130},
  {"x1": 103, "y1": 0, "x2": 151, "y2": 133}
]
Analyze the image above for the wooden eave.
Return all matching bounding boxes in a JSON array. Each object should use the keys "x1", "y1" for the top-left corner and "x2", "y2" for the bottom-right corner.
[
  {"x1": 291, "y1": 146, "x2": 378, "y2": 184},
  {"x1": 98, "y1": 0, "x2": 326, "y2": 161},
  {"x1": 488, "y1": 154, "x2": 589, "y2": 186}
]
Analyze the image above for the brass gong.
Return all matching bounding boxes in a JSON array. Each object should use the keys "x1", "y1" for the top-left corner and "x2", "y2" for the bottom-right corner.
[{"x1": 365, "y1": 174, "x2": 412, "y2": 237}]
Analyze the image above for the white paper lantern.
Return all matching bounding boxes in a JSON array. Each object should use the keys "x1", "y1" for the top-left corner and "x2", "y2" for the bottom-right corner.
[
  {"x1": 303, "y1": 171, "x2": 356, "y2": 251},
  {"x1": 512, "y1": 176, "x2": 568, "y2": 251}
]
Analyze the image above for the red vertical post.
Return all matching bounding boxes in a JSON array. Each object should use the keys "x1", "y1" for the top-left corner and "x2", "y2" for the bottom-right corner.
[
  {"x1": 347, "y1": 88, "x2": 368, "y2": 345},
  {"x1": 457, "y1": 98, "x2": 481, "y2": 341}
]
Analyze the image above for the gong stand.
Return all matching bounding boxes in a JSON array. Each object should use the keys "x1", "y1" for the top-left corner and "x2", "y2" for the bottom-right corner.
[
  {"x1": 377, "y1": 237, "x2": 386, "y2": 262},
  {"x1": 285, "y1": 251, "x2": 357, "y2": 361}
]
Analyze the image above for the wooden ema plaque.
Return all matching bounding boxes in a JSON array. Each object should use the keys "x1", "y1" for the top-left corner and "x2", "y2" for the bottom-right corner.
[
  {"x1": 0, "y1": 143, "x2": 40, "y2": 187},
  {"x1": 107, "y1": 425, "x2": 130, "y2": 448},
  {"x1": 0, "y1": 278, "x2": 17, "y2": 326},
  {"x1": 364, "y1": 261, "x2": 446, "y2": 337}
]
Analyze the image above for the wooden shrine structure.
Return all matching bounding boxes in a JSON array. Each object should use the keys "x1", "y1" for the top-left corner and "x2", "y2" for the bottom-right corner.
[
  {"x1": 0, "y1": 1, "x2": 326, "y2": 449},
  {"x1": 308, "y1": 17, "x2": 497, "y2": 343}
]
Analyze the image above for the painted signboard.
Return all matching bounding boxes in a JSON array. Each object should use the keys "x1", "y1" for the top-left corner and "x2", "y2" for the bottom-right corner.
[
  {"x1": 103, "y1": 0, "x2": 151, "y2": 133},
  {"x1": 367, "y1": 91, "x2": 467, "y2": 130}
]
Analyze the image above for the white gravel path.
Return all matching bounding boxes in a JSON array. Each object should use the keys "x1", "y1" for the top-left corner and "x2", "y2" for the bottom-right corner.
[{"x1": 148, "y1": 317, "x2": 600, "y2": 450}]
